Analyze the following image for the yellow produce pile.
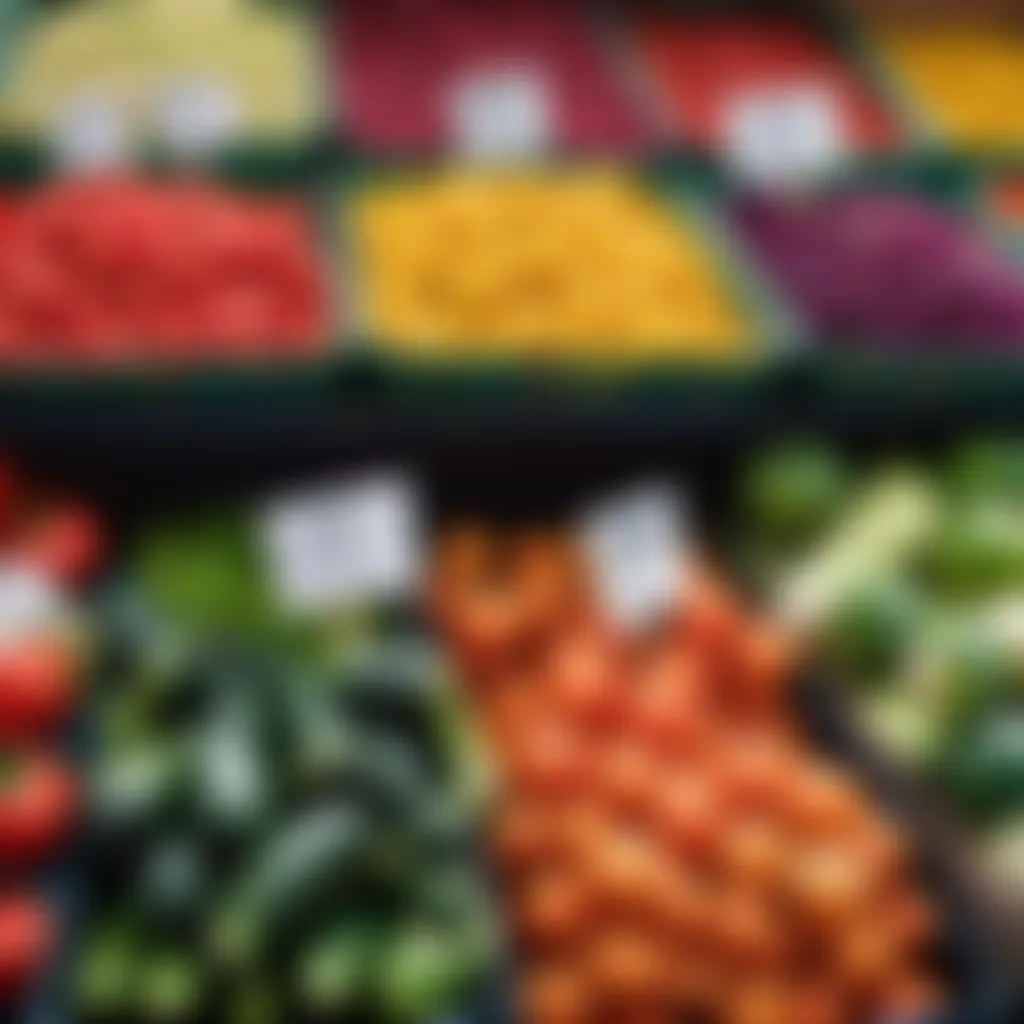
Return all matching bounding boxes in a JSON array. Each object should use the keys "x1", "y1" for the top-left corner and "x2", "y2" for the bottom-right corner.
[
  {"x1": 0, "y1": 0, "x2": 316, "y2": 141},
  {"x1": 352, "y1": 170, "x2": 753, "y2": 360},
  {"x1": 874, "y1": 20, "x2": 1024, "y2": 149}
]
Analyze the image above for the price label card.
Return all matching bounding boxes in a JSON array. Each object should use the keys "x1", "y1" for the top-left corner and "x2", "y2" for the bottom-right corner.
[
  {"x1": 52, "y1": 90, "x2": 131, "y2": 173},
  {"x1": 0, "y1": 564, "x2": 65, "y2": 642},
  {"x1": 578, "y1": 481, "x2": 690, "y2": 630},
  {"x1": 449, "y1": 66, "x2": 553, "y2": 160},
  {"x1": 724, "y1": 81, "x2": 847, "y2": 187},
  {"x1": 156, "y1": 75, "x2": 243, "y2": 159},
  {"x1": 260, "y1": 470, "x2": 423, "y2": 615}
]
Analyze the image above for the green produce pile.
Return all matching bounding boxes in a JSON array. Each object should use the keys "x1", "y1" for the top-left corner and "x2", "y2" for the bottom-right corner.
[
  {"x1": 736, "y1": 439, "x2": 1024, "y2": 887},
  {"x1": 76, "y1": 512, "x2": 500, "y2": 1024}
]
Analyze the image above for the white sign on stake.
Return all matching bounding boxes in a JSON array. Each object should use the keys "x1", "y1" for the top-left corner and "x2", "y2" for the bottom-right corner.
[
  {"x1": 449, "y1": 66, "x2": 553, "y2": 161},
  {"x1": 260, "y1": 470, "x2": 423, "y2": 615},
  {"x1": 52, "y1": 89, "x2": 132, "y2": 173},
  {"x1": 724, "y1": 81, "x2": 847, "y2": 187},
  {"x1": 578, "y1": 480, "x2": 690, "y2": 631},
  {"x1": 0, "y1": 564, "x2": 65, "y2": 642},
  {"x1": 157, "y1": 75, "x2": 244, "y2": 159}
]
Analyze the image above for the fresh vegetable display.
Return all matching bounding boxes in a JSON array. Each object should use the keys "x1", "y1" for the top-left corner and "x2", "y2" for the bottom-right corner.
[
  {"x1": 0, "y1": 0, "x2": 318, "y2": 145},
  {"x1": 869, "y1": 19, "x2": 1024, "y2": 151},
  {"x1": 76, "y1": 509, "x2": 499, "y2": 1023},
  {"x1": 735, "y1": 439, "x2": 1024, "y2": 894},
  {"x1": 333, "y1": 0, "x2": 649, "y2": 155},
  {"x1": 431, "y1": 525, "x2": 947, "y2": 1023},
  {"x1": 631, "y1": 12, "x2": 895, "y2": 155},
  {"x1": 734, "y1": 190, "x2": 1024, "y2": 347},
  {"x1": 352, "y1": 169, "x2": 754, "y2": 358},
  {"x1": 0, "y1": 180, "x2": 327, "y2": 365}
]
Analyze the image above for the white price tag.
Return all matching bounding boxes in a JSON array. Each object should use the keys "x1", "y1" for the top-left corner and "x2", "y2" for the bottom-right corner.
[
  {"x1": 449, "y1": 67, "x2": 553, "y2": 160},
  {"x1": 724, "y1": 81, "x2": 847, "y2": 187},
  {"x1": 578, "y1": 481, "x2": 690, "y2": 630},
  {"x1": 0, "y1": 564, "x2": 64, "y2": 641},
  {"x1": 260, "y1": 470, "x2": 423, "y2": 614},
  {"x1": 157, "y1": 76, "x2": 243, "y2": 159},
  {"x1": 52, "y1": 90, "x2": 131, "y2": 173}
]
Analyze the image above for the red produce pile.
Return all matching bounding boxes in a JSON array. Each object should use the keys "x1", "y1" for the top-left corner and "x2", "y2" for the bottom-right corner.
[
  {"x1": 0, "y1": 180, "x2": 327, "y2": 366},
  {"x1": 335, "y1": 0, "x2": 651, "y2": 154},
  {"x1": 632, "y1": 13, "x2": 896, "y2": 155}
]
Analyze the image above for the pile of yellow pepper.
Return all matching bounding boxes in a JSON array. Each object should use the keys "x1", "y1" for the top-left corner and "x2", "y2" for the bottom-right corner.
[
  {"x1": 0, "y1": 0, "x2": 316, "y2": 142},
  {"x1": 351, "y1": 169, "x2": 753, "y2": 360},
  {"x1": 874, "y1": 20, "x2": 1024, "y2": 150}
]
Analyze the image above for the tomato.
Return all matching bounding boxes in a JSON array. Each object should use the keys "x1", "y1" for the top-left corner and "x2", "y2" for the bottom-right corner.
[
  {"x1": 630, "y1": 655, "x2": 707, "y2": 754},
  {"x1": 678, "y1": 567, "x2": 743, "y2": 663},
  {"x1": 787, "y1": 846, "x2": 868, "y2": 927},
  {"x1": 17, "y1": 504, "x2": 104, "y2": 586},
  {"x1": 516, "y1": 531, "x2": 583, "y2": 636},
  {"x1": 585, "y1": 830, "x2": 672, "y2": 914},
  {"x1": 522, "y1": 962, "x2": 592, "y2": 1024},
  {"x1": 784, "y1": 764, "x2": 866, "y2": 835},
  {"x1": 506, "y1": 724, "x2": 588, "y2": 796},
  {"x1": 730, "y1": 621, "x2": 797, "y2": 708},
  {"x1": 545, "y1": 628, "x2": 621, "y2": 729},
  {"x1": 717, "y1": 817, "x2": 787, "y2": 892},
  {"x1": 725, "y1": 979, "x2": 791, "y2": 1024},
  {"x1": 584, "y1": 926, "x2": 670, "y2": 1006},
  {"x1": 711, "y1": 890, "x2": 785, "y2": 966},
  {"x1": 789, "y1": 982, "x2": 845, "y2": 1024},
  {"x1": 515, "y1": 868, "x2": 593, "y2": 947},
  {"x1": 0, "y1": 893, "x2": 52, "y2": 1001},
  {"x1": 0, "y1": 750, "x2": 78, "y2": 866},
  {"x1": 0, "y1": 637, "x2": 77, "y2": 741},
  {"x1": 649, "y1": 771, "x2": 721, "y2": 857},
  {"x1": 833, "y1": 919, "x2": 893, "y2": 992},
  {"x1": 596, "y1": 742, "x2": 657, "y2": 816},
  {"x1": 478, "y1": 666, "x2": 545, "y2": 752},
  {"x1": 491, "y1": 799, "x2": 566, "y2": 875},
  {"x1": 713, "y1": 732, "x2": 797, "y2": 815}
]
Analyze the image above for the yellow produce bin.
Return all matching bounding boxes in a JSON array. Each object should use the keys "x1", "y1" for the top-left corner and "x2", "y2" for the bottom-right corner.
[
  {"x1": 346, "y1": 168, "x2": 765, "y2": 367},
  {"x1": 869, "y1": 19, "x2": 1024, "y2": 153}
]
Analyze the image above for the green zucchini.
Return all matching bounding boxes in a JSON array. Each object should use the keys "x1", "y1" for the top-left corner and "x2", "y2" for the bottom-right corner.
[
  {"x1": 75, "y1": 919, "x2": 137, "y2": 1021},
  {"x1": 89, "y1": 743, "x2": 185, "y2": 852},
  {"x1": 134, "y1": 836, "x2": 209, "y2": 934},
  {"x1": 133, "y1": 951, "x2": 205, "y2": 1024},
  {"x1": 224, "y1": 978, "x2": 284, "y2": 1024},
  {"x1": 194, "y1": 692, "x2": 276, "y2": 848},
  {"x1": 295, "y1": 921, "x2": 376, "y2": 1018},
  {"x1": 375, "y1": 923, "x2": 480, "y2": 1024},
  {"x1": 209, "y1": 806, "x2": 367, "y2": 972}
]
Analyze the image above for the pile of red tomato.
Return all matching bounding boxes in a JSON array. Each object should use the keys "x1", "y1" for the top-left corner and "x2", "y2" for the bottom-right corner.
[
  {"x1": 433, "y1": 526, "x2": 945, "y2": 1024},
  {"x1": 632, "y1": 13, "x2": 896, "y2": 155},
  {"x1": 0, "y1": 180, "x2": 327, "y2": 366},
  {"x1": 0, "y1": 457, "x2": 103, "y2": 1006}
]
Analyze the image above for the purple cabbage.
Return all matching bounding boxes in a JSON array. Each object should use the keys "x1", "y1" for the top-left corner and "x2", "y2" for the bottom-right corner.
[{"x1": 734, "y1": 192, "x2": 1024, "y2": 349}]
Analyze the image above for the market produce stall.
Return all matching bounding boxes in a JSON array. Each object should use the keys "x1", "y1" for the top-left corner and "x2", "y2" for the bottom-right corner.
[{"x1": 0, "y1": 1, "x2": 1020, "y2": 1021}]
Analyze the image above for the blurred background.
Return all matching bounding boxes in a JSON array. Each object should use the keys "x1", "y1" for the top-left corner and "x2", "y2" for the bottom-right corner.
[{"x1": 0, "y1": 2, "x2": 1022, "y2": 1023}]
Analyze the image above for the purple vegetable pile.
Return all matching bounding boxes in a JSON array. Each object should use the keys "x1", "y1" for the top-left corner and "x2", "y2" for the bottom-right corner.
[{"x1": 734, "y1": 192, "x2": 1024, "y2": 348}]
